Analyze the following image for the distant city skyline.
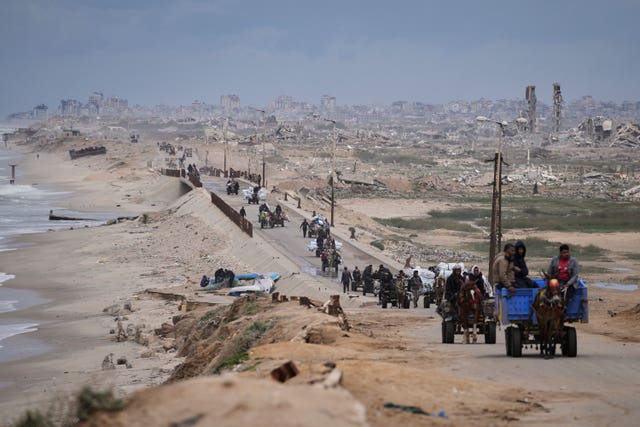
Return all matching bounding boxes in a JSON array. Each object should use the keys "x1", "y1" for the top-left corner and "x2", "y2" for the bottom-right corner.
[{"x1": 1, "y1": 0, "x2": 639, "y2": 118}]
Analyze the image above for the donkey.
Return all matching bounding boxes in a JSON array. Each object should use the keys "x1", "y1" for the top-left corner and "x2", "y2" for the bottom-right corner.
[
  {"x1": 533, "y1": 279, "x2": 564, "y2": 359},
  {"x1": 458, "y1": 279, "x2": 483, "y2": 343}
]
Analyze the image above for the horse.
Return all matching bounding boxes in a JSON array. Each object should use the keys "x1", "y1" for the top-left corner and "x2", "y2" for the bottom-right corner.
[
  {"x1": 458, "y1": 279, "x2": 483, "y2": 343},
  {"x1": 394, "y1": 278, "x2": 407, "y2": 308},
  {"x1": 434, "y1": 277, "x2": 445, "y2": 306},
  {"x1": 533, "y1": 281, "x2": 564, "y2": 359}
]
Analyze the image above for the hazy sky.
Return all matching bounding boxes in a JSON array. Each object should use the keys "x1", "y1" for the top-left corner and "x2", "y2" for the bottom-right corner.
[{"x1": 1, "y1": 0, "x2": 639, "y2": 117}]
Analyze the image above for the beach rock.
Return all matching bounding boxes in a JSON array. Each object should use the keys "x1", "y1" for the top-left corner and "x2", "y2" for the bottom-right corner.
[
  {"x1": 162, "y1": 339, "x2": 176, "y2": 351},
  {"x1": 126, "y1": 363, "x2": 133, "y2": 369},
  {"x1": 103, "y1": 304, "x2": 121, "y2": 316},
  {"x1": 116, "y1": 356, "x2": 128, "y2": 365},
  {"x1": 101, "y1": 354, "x2": 115, "y2": 370},
  {"x1": 155, "y1": 322, "x2": 174, "y2": 338},
  {"x1": 140, "y1": 350, "x2": 155, "y2": 358},
  {"x1": 123, "y1": 301, "x2": 134, "y2": 312}
]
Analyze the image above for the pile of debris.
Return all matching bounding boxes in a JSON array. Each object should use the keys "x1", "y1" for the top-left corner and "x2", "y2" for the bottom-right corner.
[
  {"x1": 611, "y1": 122, "x2": 640, "y2": 148},
  {"x1": 389, "y1": 242, "x2": 482, "y2": 264}
]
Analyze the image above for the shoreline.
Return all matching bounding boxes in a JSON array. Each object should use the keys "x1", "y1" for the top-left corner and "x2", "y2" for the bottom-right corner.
[{"x1": 0, "y1": 140, "x2": 185, "y2": 421}]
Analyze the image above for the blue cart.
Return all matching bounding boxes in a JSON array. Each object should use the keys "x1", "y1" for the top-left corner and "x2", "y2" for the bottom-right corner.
[{"x1": 495, "y1": 278, "x2": 588, "y2": 357}]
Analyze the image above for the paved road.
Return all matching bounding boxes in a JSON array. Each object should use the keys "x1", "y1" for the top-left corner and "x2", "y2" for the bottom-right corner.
[
  {"x1": 203, "y1": 177, "x2": 640, "y2": 426},
  {"x1": 202, "y1": 177, "x2": 391, "y2": 302}
]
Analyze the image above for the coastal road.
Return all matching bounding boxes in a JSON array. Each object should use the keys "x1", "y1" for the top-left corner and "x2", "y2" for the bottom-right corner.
[{"x1": 202, "y1": 177, "x2": 388, "y2": 302}]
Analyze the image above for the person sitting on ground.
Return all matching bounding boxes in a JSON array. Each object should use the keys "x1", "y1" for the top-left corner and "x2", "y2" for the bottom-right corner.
[
  {"x1": 492, "y1": 243, "x2": 516, "y2": 295},
  {"x1": 409, "y1": 270, "x2": 423, "y2": 308},
  {"x1": 445, "y1": 265, "x2": 465, "y2": 311},
  {"x1": 466, "y1": 265, "x2": 489, "y2": 298},
  {"x1": 214, "y1": 268, "x2": 225, "y2": 283},
  {"x1": 547, "y1": 243, "x2": 579, "y2": 304},
  {"x1": 200, "y1": 275, "x2": 209, "y2": 287},
  {"x1": 513, "y1": 240, "x2": 538, "y2": 288}
]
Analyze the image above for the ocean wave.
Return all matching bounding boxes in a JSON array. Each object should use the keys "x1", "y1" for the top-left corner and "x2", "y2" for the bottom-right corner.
[
  {"x1": 0, "y1": 299, "x2": 18, "y2": 313},
  {"x1": 0, "y1": 322, "x2": 39, "y2": 346},
  {"x1": 0, "y1": 272, "x2": 16, "y2": 284},
  {"x1": 0, "y1": 184, "x2": 68, "y2": 198}
]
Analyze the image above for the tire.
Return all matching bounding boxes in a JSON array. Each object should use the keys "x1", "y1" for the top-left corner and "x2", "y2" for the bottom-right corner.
[
  {"x1": 441, "y1": 322, "x2": 446, "y2": 343},
  {"x1": 382, "y1": 299, "x2": 387, "y2": 309},
  {"x1": 485, "y1": 321, "x2": 497, "y2": 344},
  {"x1": 505, "y1": 329, "x2": 512, "y2": 356},
  {"x1": 424, "y1": 297, "x2": 430, "y2": 309},
  {"x1": 565, "y1": 327, "x2": 577, "y2": 357},
  {"x1": 444, "y1": 320, "x2": 455, "y2": 344},
  {"x1": 510, "y1": 327, "x2": 522, "y2": 357},
  {"x1": 403, "y1": 296, "x2": 410, "y2": 309}
]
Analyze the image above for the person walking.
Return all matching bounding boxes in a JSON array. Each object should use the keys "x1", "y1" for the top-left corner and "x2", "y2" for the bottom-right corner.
[
  {"x1": 409, "y1": 270, "x2": 423, "y2": 308},
  {"x1": 239, "y1": 206, "x2": 246, "y2": 219},
  {"x1": 300, "y1": 218, "x2": 309, "y2": 238},
  {"x1": 341, "y1": 266, "x2": 352, "y2": 294}
]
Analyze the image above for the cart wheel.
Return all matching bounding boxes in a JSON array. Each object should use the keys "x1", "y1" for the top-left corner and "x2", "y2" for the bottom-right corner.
[
  {"x1": 485, "y1": 321, "x2": 497, "y2": 344},
  {"x1": 382, "y1": 300, "x2": 387, "y2": 309},
  {"x1": 424, "y1": 298, "x2": 430, "y2": 309},
  {"x1": 510, "y1": 327, "x2": 522, "y2": 357},
  {"x1": 444, "y1": 320, "x2": 455, "y2": 344},
  {"x1": 505, "y1": 329, "x2": 512, "y2": 356},
  {"x1": 441, "y1": 322, "x2": 446, "y2": 343},
  {"x1": 565, "y1": 327, "x2": 577, "y2": 357}
]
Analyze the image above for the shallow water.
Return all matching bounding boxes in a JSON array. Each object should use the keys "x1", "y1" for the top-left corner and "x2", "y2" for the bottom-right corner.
[{"x1": 592, "y1": 282, "x2": 638, "y2": 291}]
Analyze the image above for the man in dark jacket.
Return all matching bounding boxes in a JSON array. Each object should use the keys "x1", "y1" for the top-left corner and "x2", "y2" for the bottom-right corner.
[
  {"x1": 445, "y1": 265, "x2": 465, "y2": 307},
  {"x1": 352, "y1": 266, "x2": 362, "y2": 290},
  {"x1": 363, "y1": 264, "x2": 373, "y2": 295},
  {"x1": 409, "y1": 270, "x2": 423, "y2": 308},
  {"x1": 467, "y1": 265, "x2": 488, "y2": 298},
  {"x1": 300, "y1": 218, "x2": 309, "y2": 237},
  {"x1": 341, "y1": 266, "x2": 352, "y2": 293},
  {"x1": 547, "y1": 244, "x2": 579, "y2": 303},
  {"x1": 513, "y1": 240, "x2": 537, "y2": 288}
]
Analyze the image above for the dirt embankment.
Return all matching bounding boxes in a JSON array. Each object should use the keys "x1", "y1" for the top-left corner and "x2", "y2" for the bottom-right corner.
[{"x1": 80, "y1": 296, "x2": 541, "y2": 427}]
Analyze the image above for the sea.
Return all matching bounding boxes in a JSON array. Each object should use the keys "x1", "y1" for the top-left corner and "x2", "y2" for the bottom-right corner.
[{"x1": 0, "y1": 123, "x2": 108, "y2": 362}]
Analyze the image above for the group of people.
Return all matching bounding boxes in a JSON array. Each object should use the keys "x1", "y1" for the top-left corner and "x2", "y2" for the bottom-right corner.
[
  {"x1": 441, "y1": 242, "x2": 579, "y2": 313},
  {"x1": 186, "y1": 163, "x2": 199, "y2": 177},
  {"x1": 339, "y1": 264, "x2": 424, "y2": 308},
  {"x1": 493, "y1": 241, "x2": 579, "y2": 303}
]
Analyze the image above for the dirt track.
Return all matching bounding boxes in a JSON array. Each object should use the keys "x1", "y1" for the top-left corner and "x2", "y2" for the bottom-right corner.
[{"x1": 206, "y1": 176, "x2": 640, "y2": 427}]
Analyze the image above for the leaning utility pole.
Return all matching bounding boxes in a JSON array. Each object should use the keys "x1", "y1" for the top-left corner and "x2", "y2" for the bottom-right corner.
[{"x1": 552, "y1": 83, "x2": 562, "y2": 134}]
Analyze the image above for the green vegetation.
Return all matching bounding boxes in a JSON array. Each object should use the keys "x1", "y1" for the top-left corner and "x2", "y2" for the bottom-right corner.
[
  {"x1": 624, "y1": 252, "x2": 640, "y2": 261},
  {"x1": 498, "y1": 198, "x2": 640, "y2": 233},
  {"x1": 215, "y1": 352, "x2": 249, "y2": 372},
  {"x1": 15, "y1": 410, "x2": 54, "y2": 427},
  {"x1": 469, "y1": 237, "x2": 607, "y2": 262},
  {"x1": 76, "y1": 386, "x2": 125, "y2": 421},
  {"x1": 370, "y1": 240, "x2": 385, "y2": 250},
  {"x1": 211, "y1": 320, "x2": 272, "y2": 374},
  {"x1": 373, "y1": 217, "x2": 477, "y2": 233}
]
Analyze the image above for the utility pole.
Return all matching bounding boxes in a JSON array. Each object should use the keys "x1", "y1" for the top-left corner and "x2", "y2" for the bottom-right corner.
[
  {"x1": 324, "y1": 119, "x2": 337, "y2": 227},
  {"x1": 477, "y1": 117, "x2": 506, "y2": 284},
  {"x1": 223, "y1": 117, "x2": 228, "y2": 175}
]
